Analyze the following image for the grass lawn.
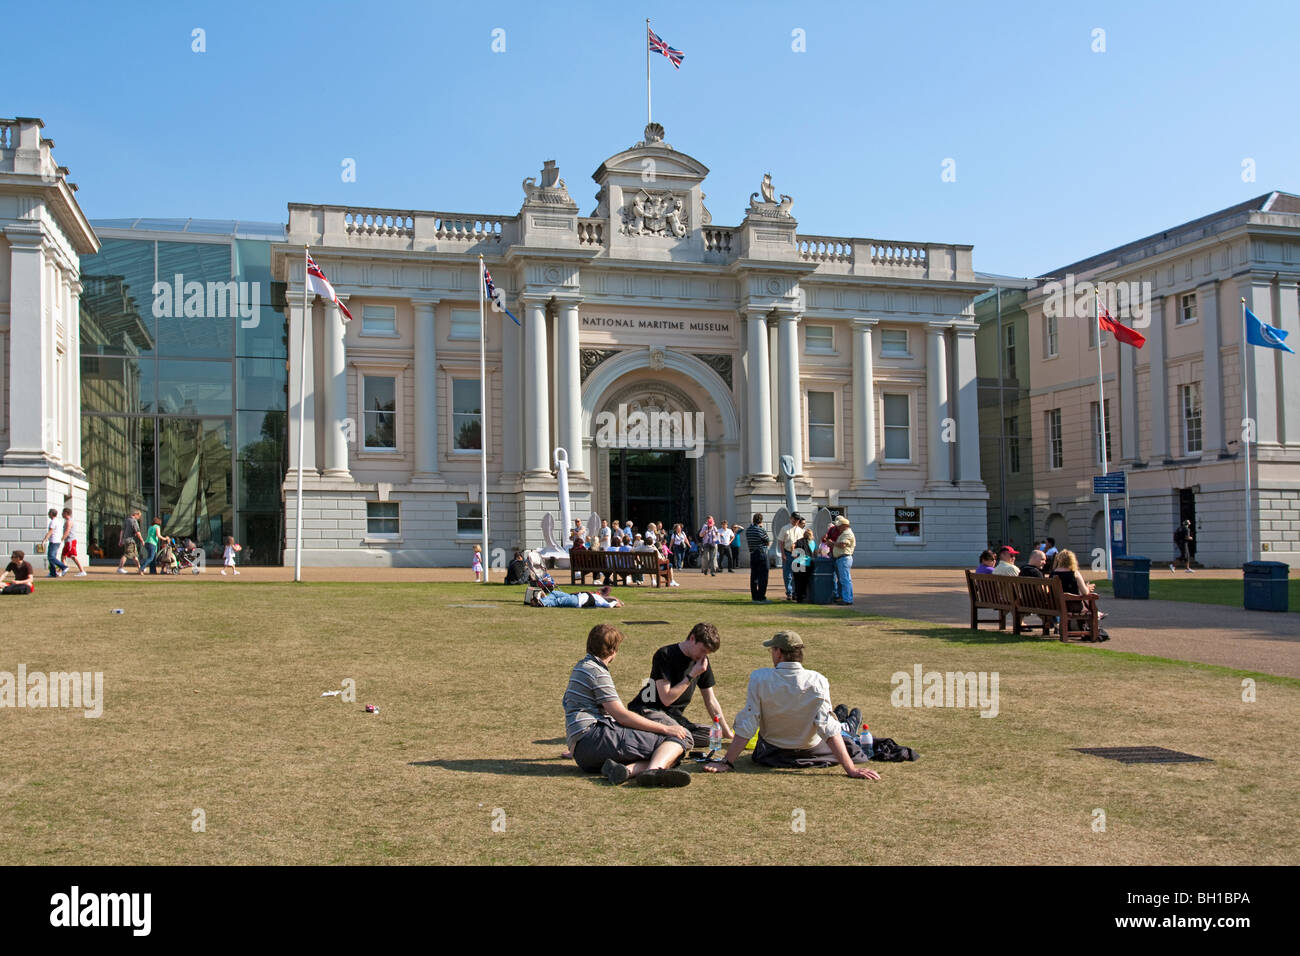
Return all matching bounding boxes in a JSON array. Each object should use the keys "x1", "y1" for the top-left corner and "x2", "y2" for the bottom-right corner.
[
  {"x1": 1093, "y1": 576, "x2": 1298, "y2": 610},
  {"x1": 3, "y1": 580, "x2": 1297, "y2": 865}
]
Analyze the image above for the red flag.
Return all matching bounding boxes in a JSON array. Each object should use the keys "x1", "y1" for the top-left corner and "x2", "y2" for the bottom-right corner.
[{"x1": 1098, "y1": 303, "x2": 1145, "y2": 348}]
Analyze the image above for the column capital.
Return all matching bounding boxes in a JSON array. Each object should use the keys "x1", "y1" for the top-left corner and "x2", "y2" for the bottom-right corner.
[
  {"x1": 952, "y1": 322, "x2": 979, "y2": 339},
  {"x1": 553, "y1": 293, "x2": 584, "y2": 308},
  {"x1": 773, "y1": 307, "x2": 801, "y2": 323},
  {"x1": 926, "y1": 319, "x2": 952, "y2": 334},
  {"x1": 410, "y1": 294, "x2": 441, "y2": 308},
  {"x1": 850, "y1": 317, "x2": 879, "y2": 331}
]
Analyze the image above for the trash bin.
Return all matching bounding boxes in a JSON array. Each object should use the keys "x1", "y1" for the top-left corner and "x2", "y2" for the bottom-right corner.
[
  {"x1": 1243, "y1": 561, "x2": 1289, "y2": 612},
  {"x1": 1113, "y1": 556, "x2": 1151, "y2": 600},
  {"x1": 810, "y1": 556, "x2": 836, "y2": 605}
]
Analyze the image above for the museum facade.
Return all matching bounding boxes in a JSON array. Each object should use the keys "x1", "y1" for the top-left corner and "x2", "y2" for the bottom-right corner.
[{"x1": 275, "y1": 124, "x2": 990, "y2": 566}]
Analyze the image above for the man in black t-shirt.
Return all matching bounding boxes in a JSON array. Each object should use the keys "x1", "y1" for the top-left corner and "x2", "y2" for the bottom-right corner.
[
  {"x1": 627, "y1": 622, "x2": 734, "y2": 748},
  {"x1": 3, "y1": 550, "x2": 36, "y2": 594}
]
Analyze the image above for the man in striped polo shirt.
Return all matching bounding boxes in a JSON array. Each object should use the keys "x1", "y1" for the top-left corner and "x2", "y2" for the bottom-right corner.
[{"x1": 744, "y1": 513, "x2": 771, "y2": 603}]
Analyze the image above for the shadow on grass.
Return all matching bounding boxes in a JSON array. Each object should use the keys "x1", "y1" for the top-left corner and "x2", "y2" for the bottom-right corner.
[
  {"x1": 411, "y1": 758, "x2": 582, "y2": 778},
  {"x1": 884, "y1": 622, "x2": 1050, "y2": 646}
]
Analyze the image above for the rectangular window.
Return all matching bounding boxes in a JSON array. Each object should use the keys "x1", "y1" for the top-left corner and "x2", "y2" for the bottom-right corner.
[
  {"x1": 450, "y1": 309, "x2": 479, "y2": 340},
  {"x1": 883, "y1": 393, "x2": 910, "y2": 462},
  {"x1": 1181, "y1": 382, "x2": 1203, "y2": 455},
  {"x1": 1091, "y1": 399, "x2": 1113, "y2": 465},
  {"x1": 457, "y1": 501, "x2": 483, "y2": 535},
  {"x1": 452, "y1": 378, "x2": 482, "y2": 451},
  {"x1": 807, "y1": 390, "x2": 835, "y2": 459},
  {"x1": 366, "y1": 502, "x2": 399, "y2": 536},
  {"x1": 1004, "y1": 324, "x2": 1016, "y2": 371},
  {"x1": 363, "y1": 375, "x2": 397, "y2": 450},
  {"x1": 362, "y1": 304, "x2": 396, "y2": 335},
  {"x1": 1178, "y1": 292, "x2": 1197, "y2": 325},
  {"x1": 1047, "y1": 408, "x2": 1063, "y2": 469},
  {"x1": 894, "y1": 507, "x2": 921, "y2": 539},
  {"x1": 805, "y1": 325, "x2": 834, "y2": 353},
  {"x1": 1005, "y1": 415, "x2": 1020, "y2": 474},
  {"x1": 880, "y1": 329, "x2": 909, "y2": 357},
  {"x1": 1045, "y1": 315, "x2": 1059, "y2": 357}
]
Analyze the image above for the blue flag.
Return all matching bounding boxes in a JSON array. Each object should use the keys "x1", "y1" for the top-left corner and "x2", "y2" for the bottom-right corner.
[{"x1": 1245, "y1": 307, "x2": 1295, "y2": 354}]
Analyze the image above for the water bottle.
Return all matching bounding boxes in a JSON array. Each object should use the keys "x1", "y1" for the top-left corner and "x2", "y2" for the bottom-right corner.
[
  {"x1": 708, "y1": 717, "x2": 723, "y2": 760},
  {"x1": 859, "y1": 724, "x2": 874, "y2": 761}
]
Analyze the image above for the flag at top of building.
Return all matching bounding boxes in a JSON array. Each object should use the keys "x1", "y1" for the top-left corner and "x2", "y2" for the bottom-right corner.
[
  {"x1": 648, "y1": 26, "x2": 684, "y2": 68},
  {"x1": 1097, "y1": 299, "x2": 1146, "y2": 348},
  {"x1": 306, "y1": 253, "x2": 353, "y2": 321},
  {"x1": 1245, "y1": 305, "x2": 1295, "y2": 354},
  {"x1": 483, "y1": 264, "x2": 519, "y2": 326}
]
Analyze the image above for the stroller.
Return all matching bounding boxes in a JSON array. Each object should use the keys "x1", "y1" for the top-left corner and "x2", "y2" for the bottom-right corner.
[
  {"x1": 175, "y1": 538, "x2": 204, "y2": 574},
  {"x1": 154, "y1": 537, "x2": 181, "y2": 575},
  {"x1": 523, "y1": 550, "x2": 556, "y2": 605}
]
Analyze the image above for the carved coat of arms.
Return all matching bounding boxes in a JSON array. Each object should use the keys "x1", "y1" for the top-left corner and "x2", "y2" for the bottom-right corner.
[{"x1": 620, "y1": 189, "x2": 689, "y2": 238}]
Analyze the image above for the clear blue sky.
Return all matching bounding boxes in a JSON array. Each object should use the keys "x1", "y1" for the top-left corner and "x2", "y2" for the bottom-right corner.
[{"x1": 7, "y1": 0, "x2": 1298, "y2": 276}]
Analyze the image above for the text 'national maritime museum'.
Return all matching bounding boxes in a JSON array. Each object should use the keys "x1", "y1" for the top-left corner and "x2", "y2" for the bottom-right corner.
[{"x1": 2, "y1": 118, "x2": 990, "y2": 567}]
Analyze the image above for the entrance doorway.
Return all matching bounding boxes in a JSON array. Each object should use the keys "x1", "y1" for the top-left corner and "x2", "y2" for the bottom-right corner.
[
  {"x1": 608, "y1": 449, "x2": 695, "y2": 532},
  {"x1": 1179, "y1": 488, "x2": 1197, "y2": 562}
]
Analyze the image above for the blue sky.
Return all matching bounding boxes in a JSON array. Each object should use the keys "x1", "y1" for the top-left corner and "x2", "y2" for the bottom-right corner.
[{"x1": 7, "y1": 0, "x2": 1298, "y2": 275}]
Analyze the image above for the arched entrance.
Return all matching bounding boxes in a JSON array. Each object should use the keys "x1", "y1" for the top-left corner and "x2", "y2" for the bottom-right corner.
[{"x1": 581, "y1": 348, "x2": 740, "y2": 531}]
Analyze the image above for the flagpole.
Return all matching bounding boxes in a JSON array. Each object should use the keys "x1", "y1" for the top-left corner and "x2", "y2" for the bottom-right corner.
[
  {"x1": 294, "y1": 246, "x2": 309, "y2": 583},
  {"x1": 1242, "y1": 297, "x2": 1252, "y2": 565},
  {"x1": 1096, "y1": 290, "x2": 1113, "y2": 581},
  {"x1": 479, "y1": 255, "x2": 490, "y2": 584},
  {"x1": 646, "y1": 18, "x2": 652, "y2": 126}
]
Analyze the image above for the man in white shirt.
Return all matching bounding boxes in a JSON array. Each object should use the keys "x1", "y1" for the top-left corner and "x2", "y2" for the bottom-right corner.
[
  {"x1": 717, "y1": 522, "x2": 735, "y2": 572},
  {"x1": 38, "y1": 508, "x2": 68, "y2": 578},
  {"x1": 778, "y1": 512, "x2": 806, "y2": 600},
  {"x1": 992, "y1": 546, "x2": 1021, "y2": 576},
  {"x1": 705, "y1": 631, "x2": 879, "y2": 779},
  {"x1": 599, "y1": 520, "x2": 612, "y2": 549}
]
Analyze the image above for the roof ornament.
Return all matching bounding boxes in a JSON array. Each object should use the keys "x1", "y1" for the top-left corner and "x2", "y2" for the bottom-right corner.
[{"x1": 748, "y1": 172, "x2": 794, "y2": 219}]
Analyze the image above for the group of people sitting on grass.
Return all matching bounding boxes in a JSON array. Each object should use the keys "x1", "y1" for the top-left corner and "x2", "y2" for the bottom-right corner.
[{"x1": 562, "y1": 622, "x2": 881, "y2": 787}]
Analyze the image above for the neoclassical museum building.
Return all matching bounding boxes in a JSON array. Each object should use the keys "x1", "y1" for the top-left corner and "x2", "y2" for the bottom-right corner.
[{"x1": 275, "y1": 124, "x2": 989, "y2": 566}]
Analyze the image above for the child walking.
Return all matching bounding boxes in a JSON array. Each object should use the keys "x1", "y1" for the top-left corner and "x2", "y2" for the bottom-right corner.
[
  {"x1": 221, "y1": 535, "x2": 242, "y2": 576},
  {"x1": 472, "y1": 544, "x2": 483, "y2": 582}
]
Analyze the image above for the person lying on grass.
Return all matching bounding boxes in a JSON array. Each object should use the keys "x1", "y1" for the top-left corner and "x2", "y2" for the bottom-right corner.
[
  {"x1": 562, "y1": 623, "x2": 693, "y2": 787},
  {"x1": 627, "y1": 621, "x2": 734, "y2": 748},
  {"x1": 705, "y1": 630, "x2": 880, "y2": 780},
  {"x1": 532, "y1": 585, "x2": 625, "y2": 608}
]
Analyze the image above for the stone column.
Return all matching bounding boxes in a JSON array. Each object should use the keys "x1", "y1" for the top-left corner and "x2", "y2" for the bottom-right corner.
[
  {"x1": 412, "y1": 298, "x2": 439, "y2": 478},
  {"x1": 926, "y1": 322, "x2": 951, "y2": 485},
  {"x1": 767, "y1": 317, "x2": 780, "y2": 476},
  {"x1": 287, "y1": 290, "x2": 318, "y2": 475},
  {"x1": 746, "y1": 311, "x2": 773, "y2": 477},
  {"x1": 67, "y1": 276, "x2": 83, "y2": 469},
  {"x1": 1119, "y1": 321, "x2": 1139, "y2": 461},
  {"x1": 501, "y1": 306, "x2": 522, "y2": 476},
  {"x1": 1147, "y1": 295, "x2": 1170, "y2": 460},
  {"x1": 523, "y1": 297, "x2": 551, "y2": 475},
  {"x1": 1277, "y1": 279, "x2": 1300, "y2": 446},
  {"x1": 3, "y1": 227, "x2": 48, "y2": 461},
  {"x1": 776, "y1": 310, "x2": 802, "y2": 473},
  {"x1": 1198, "y1": 281, "x2": 1225, "y2": 456},
  {"x1": 953, "y1": 325, "x2": 981, "y2": 484},
  {"x1": 555, "y1": 297, "x2": 583, "y2": 475},
  {"x1": 851, "y1": 318, "x2": 878, "y2": 486},
  {"x1": 1237, "y1": 277, "x2": 1279, "y2": 446},
  {"x1": 320, "y1": 297, "x2": 351, "y2": 478}
]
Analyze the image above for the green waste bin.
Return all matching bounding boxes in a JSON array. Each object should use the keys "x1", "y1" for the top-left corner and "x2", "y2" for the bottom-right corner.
[
  {"x1": 1243, "y1": 561, "x2": 1289, "y2": 612},
  {"x1": 1113, "y1": 556, "x2": 1151, "y2": 599},
  {"x1": 810, "y1": 557, "x2": 836, "y2": 605}
]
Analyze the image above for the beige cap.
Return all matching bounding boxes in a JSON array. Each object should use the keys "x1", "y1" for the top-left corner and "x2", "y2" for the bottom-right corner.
[{"x1": 763, "y1": 630, "x2": 805, "y2": 651}]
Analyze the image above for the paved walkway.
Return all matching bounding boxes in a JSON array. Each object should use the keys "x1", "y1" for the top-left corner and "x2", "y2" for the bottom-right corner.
[{"x1": 63, "y1": 563, "x2": 1300, "y2": 678}]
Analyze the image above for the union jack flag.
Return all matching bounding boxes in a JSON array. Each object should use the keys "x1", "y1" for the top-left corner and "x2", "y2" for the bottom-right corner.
[
  {"x1": 483, "y1": 264, "x2": 520, "y2": 326},
  {"x1": 306, "y1": 253, "x2": 353, "y2": 321},
  {"x1": 648, "y1": 27, "x2": 684, "y2": 69}
]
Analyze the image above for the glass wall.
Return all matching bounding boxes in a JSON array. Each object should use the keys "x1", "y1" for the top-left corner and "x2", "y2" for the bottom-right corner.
[{"x1": 79, "y1": 232, "x2": 287, "y2": 564}]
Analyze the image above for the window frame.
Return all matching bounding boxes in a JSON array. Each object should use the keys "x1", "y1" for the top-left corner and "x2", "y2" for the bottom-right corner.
[
  {"x1": 1180, "y1": 381, "x2": 1203, "y2": 455},
  {"x1": 879, "y1": 329, "x2": 910, "y2": 358},
  {"x1": 881, "y1": 392, "x2": 912, "y2": 464},
  {"x1": 1091, "y1": 399, "x2": 1113, "y2": 465},
  {"x1": 1047, "y1": 408, "x2": 1063, "y2": 470},
  {"x1": 804, "y1": 387, "x2": 838, "y2": 462},
  {"x1": 450, "y1": 376, "x2": 484, "y2": 456},
  {"x1": 1004, "y1": 323, "x2": 1016, "y2": 372},
  {"x1": 1177, "y1": 292, "x2": 1198, "y2": 327},
  {"x1": 449, "y1": 308, "x2": 480, "y2": 341},
  {"x1": 1005, "y1": 415, "x2": 1020, "y2": 474},
  {"x1": 365, "y1": 501, "x2": 401, "y2": 539},
  {"x1": 351, "y1": 358, "x2": 410, "y2": 459},
  {"x1": 456, "y1": 501, "x2": 484, "y2": 537},
  {"x1": 360, "y1": 303, "x2": 399, "y2": 338},
  {"x1": 1045, "y1": 314, "x2": 1059, "y2": 358},
  {"x1": 804, "y1": 324, "x2": 835, "y2": 355}
]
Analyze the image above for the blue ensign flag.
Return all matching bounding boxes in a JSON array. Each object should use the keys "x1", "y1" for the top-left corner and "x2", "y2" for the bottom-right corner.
[
  {"x1": 483, "y1": 265, "x2": 520, "y2": 326},
  {"x1": 1245, "y1": 307, "x2": 1295, "y2": 354}
]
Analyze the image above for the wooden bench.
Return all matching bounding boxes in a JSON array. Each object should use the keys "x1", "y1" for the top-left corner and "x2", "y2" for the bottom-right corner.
[
  {"x1": 570, "y1": 549, "x2": 664, "y2": 588},
  {"x1": 965, "y1": 571, "x2": 1099, "y2": 643}
]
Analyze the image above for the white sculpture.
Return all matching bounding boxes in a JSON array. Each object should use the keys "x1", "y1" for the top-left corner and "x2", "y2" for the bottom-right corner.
[{"x1": 538, "y1": 447, "x2": 576, "y2": 568}]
